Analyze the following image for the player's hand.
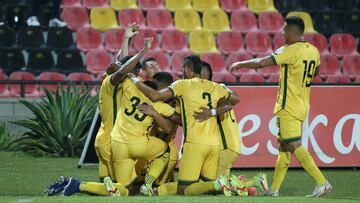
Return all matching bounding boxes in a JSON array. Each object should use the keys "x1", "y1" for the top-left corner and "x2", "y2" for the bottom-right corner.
[
  {"x1": 193, "y1": 107, "x2": 212, "y2": 122},
  {"x1": 144, "y1": 37, "x2": 153, "y2": 50},
  {"x1": 137, "y1": 103, "x2": 157, "y2": 117},
  {"x1": 230, "y1": 62, "x2": 240, "y2": 72},
  {"x1": 124, "y1": 23, "x2": 139, "y2": 39}
]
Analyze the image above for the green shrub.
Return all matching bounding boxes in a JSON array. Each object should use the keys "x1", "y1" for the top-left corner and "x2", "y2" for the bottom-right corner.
[
  {"x1": 12, "y1": 86, "x2": 98, "y2": 157},
  {"x1": 0, "y1": 123, "x2": 11, "y2": 151}
]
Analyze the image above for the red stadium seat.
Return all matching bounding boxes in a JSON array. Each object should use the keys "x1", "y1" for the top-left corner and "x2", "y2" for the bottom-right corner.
[
  {"x1": 82, "y1": 0, "x2": 108, "y2": 9},
  {"x1": 245, "y1": 32, "x2": 273, "y2": 56},
  {"x1": 239, "y1": 73, "x2": 266, "y2": 83},
  {"x1": 267, "y1": 74, "x2": 279, "y2": 83},
  {"x1": 144, "y1": 51, "x2": 169, "y2": 70},
  {"x1": 304, "y1": 33, "x2": 329, "y2": 54},
  {"x1": 223, "y1": 72, "x2": 237, "y2": 82},
  {"x1": 68, "y1": 72, "x2": 95, "y2": 92},
  {"x1": 312, "y1": 76, "x2": 323, "y2": 83},
  {"x1": 9, "y1": 71, "x2": 39, "y2": 97},
  {"x1": 104, "y1": 28, "x2": 125, "y2": 53},
  {"x1": 86, "y1": 50, "x2": 112, "y2": 74},
  {"x1": 227, "y1": 53, "x2": 256, "y2": 76},
  {"x1": 258, "y1": 12, "x2": 284, "y2": 35},
  {"x1": 220, "y1": 0, "x2": 247, "y2": 12},
  {"x1": 133, "y1": 29, "x2": 159, "y2": 51},
  {"x1": 212, "y1": 74, "x2": 224, "y2": 82},
  {"x1": 76, "y1": 27, "x2": 102, "y2": 51},
  {"x1": 161, "y1": 29, "x2": 188, "y2": 52},
  {"x1": 147, "y1": 9, "x2": 174, "y2": 32},
  {"x1": 355, "y1": 76, "x2": 360, "y2": 84},
  {"x1": 231, "y1": 10, "x2": 258, "y2": 34},
  {"x1": 217, "y1": 31, "x2": 245, "y2": 54},
  {"x1": 171, "y1": 51, "x2": 192, "y2": 74},
  {"x1": 0, "y1": 71, "x2": 9, "y2": 97},
  {"x1": 200, "y1": 53, "x2": 226, "y2": 73},
  {"x1": 61, "y1": 0, "x2": 81, "y2": 7},
  {"x1": 62, "y1": 6, "x2": 89, "y2": 31},
  {"x1": 319, "y1": 54, "x2": 341, "y2": 77},
  {"x1": 273, "y1": 32, "x2": 285, "y2": 50},
  {"x1": 138, "y1": 0, "x2": 165, "y2": 9},
  {"x1": 37, "y1": 72, "x2": 66, "y2": 92},
  {"x1": 325, "y1": 75, "x2": 351, "y2": 84},
  {"x1": 330, "y1": 33, "x2": 358, "y2": 57},
  {"x1": 343, "y1": 55, "x2": 360, "y2": 77},
  {"x1": 118, "y1": 9, "x2": 146, "y2": 29}
]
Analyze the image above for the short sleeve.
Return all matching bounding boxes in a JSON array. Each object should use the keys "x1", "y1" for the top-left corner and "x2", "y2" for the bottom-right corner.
[
  {"x1": 271, "y1": 46, "x2": 295, "y2": 66},
  {"x1": 153, "y1": 102, "x2": 175, "y2": 118},
  {"x1": 216, "y1": 83, "x2": 231, "y2": 100},
  {"x1": 168, "y1": 79, "x2": 185, "y2": 97}
]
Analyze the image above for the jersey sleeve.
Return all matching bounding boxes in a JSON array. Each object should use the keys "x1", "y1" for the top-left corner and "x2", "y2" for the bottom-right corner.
[
  {"x1": 168, "y1": 80, "x2": 185, "y2": 97},
  {"x1": 153, "y1": 102, "x2": 176, "y2": 118},
  {"x1": 271, "y1": 46, "x2": 295, "y2": 66},
  {"x1": 216, "y1": 83, "x2": 231, "y2": 100}
]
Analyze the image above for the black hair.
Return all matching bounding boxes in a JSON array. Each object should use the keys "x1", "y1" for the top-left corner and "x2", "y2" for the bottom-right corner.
[
  {"x1": 119, "y1": 55, "x2": 142, "y2": 71},
  {"x1": 285, "y1": 16, "x2": 305, "y2": 34},
  {"x1": 183, "y1": 55, "x2": 202, "y2": 75},
  {"x1": 201, "y1": 61, "x2": 213, "y2": 80},
  {"x1": 153, "y1": 71, "x2": 174, "y2": 86},
  {"x1": 143, "y1": 80, "x2": 158, "y2": 90},
  {"x1": 141, "y1": 57, "x2": 157, "y2": 69}
]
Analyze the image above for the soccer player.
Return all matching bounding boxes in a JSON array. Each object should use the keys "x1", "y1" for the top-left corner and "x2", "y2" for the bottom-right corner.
[
  {"x1": 128, "y1": 55, "x2": 240, "y2": 196},
  {"x1": 230, "y1": 16, "x2": 332, "y2": 197},
  {"x1": 141, "y1": 57, "x2": 161, "y2": 80}
]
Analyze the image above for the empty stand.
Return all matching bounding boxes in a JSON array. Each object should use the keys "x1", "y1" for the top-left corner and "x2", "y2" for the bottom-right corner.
[
  {"x1": 302, "y1": 0, "x2": 330, "y2": 12},
  {"x1": 5, "y1": 4, "x2": 29, "y2": 28},
  {"x1": 86, "y1": 49, "x2": 112, "y2": 74},
  {"x1": 231, "y1": 10, "x2": 258, "y2": 34},
  {"x1": 27, "y1": 49, "x2": 55, "y2": 72},
  {"x1": 18, "y1": 26, "x2": 44, "y2": 48},
  {"x1": 90, "y1": 7, "x2": 118, "y2": 32},
  {"x1": 312, "y1": 76, "x2": 323, "y2": 83},
  {"x1": 76, "y1": 27, "x2": 102, "y2": 51},
  {"x1": 118, "y1": 9, "x2": 146, "y2": 28},
  {"x1": 247, "y1": 0, "x2": 277, "y2": 14},
  {"x1": 68, "y1": 72, "x2": 94, "y2": 90},
  {"x1": 220, "y1": 0, "x2": 247, "y2": 12},
  {"x1": 161, "y1": 29, "x2": 188, "y2": 52},
  {"x1": 146, "y1": 9, "x2": 174, "y2": 32},
  {"x1": 133, "y1": 29, "x2": 159, "y2": 51},
  {"x1": 202, "y1": 9, "x2": 231, "y2": 34},
  {"x1": 62, "y1": 6, "x2": 89, "y2": 31},
  {"x1": 37, "y1": 72, "x2": 66, "y2": 92},
  {"x1": 217, "y1": 31, "x2": 245, "y2": 54},
  {"x1": 273, "y1": 32, "x2": 285, "y2": 50},
  {"x1": 223, "y1": 72, "x2": 237, "y2": 83},
  {"x1": 212, "y1": 74, "x2": 224, "y2": 82},
  {"x1": 110, "y1": 0, "x2": 137, "y2": 10},
  {"x1": 0, "y1": 48, "x2": 25, "y2": 73},
  {"x1": 174, "y1": 9, "x2": 202, "y2": 33},
  {"x1": 165, "y1": 0, "x2": 192, "y2": 12},
  {"x1": 104, "y1": 28, "x2": 125, "y2": 53},
  {"x1": 314, "y1": 12, "x2": 343, "y2": 35},
  {"x1": 200, "y1": 53, "x2": 226, "y2": 73},
  {"x1": 256, "y1": 54, "x2": 280, "y2": 76},
  {"x1": 245, "y1": 32, "x2": 273, "y2": 55},
  {"x1": 83, "y1": 0, "x2": 108, "y2": 9},
  {"x1": 258, "y1": 12, "x2": 284, "y2": 35},
  {"x1": 239, "y1": 74, "x2": 266, "y2": 83},
  {"x1": 189, "y1": 30, "x2": 218, "y2": 54},
  {"x1": 227, "y1": 53, "x2": 257, "y2": 76},
  {"x1": 330, "y1": 0, "x2": 359, "y2": 11},
  {"x1": 138, "y1": 0, "x2": 164, "y2": 9},
  {"x1": 319, "y1": 54, "x2": 341, "y2": 77},
  {"x1": 274, "y1": 0, "x2": 302, "y2": 14},
  {"x1": 171, "y1": 51, "x2": 192, "y2": 74},
  {"x1": 267, "y1": 74, "x2": 279, "y2": 83},
  {"x1": 192, "y1": 0, "x2": 220, "y2": 12},
  {"x1": 287, "y1": 11, "x2": 316, "y2": 33},
  {"x1": 343, "y1": 12, "x2": 360, "y2": 36},
  {"x1": 304, "y1": 33, "x2": 329, "y2": 54},
  {"x1": 61, "y1": 0, "x2": 82, "y2": 7},
  {"x1": 9, "y1": 71, "x2": 38, "y2": 96},
  {"x1": 325, "y1": 75, "x2": 351, "y2": 84},
  {"x1": 343, "y1": 55, "x2": 360, "y2": 77},
  {"x1": 0, "y1": 71, "x2": 9, "y2": 96},
  {"x1": 0, "y1": 25, "x2": 16, "y2": 47},
  {"x1": 57, "y1": 49, "x2": 85, "y2": 73},
  {"x1": 47, "y1": 27, "x2": 74, "y2": 49},
  {"x1": 330, "y1": 33, "x2": 358, "y2": 57}
]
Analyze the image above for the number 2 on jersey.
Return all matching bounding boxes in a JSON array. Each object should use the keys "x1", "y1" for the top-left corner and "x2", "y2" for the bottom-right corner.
[{"x1": 302, "y1": 60, "x2": 316, "y2": 87}]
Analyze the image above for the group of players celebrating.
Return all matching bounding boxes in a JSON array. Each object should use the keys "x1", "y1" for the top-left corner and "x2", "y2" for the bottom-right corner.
[{"x1": 45, "y1": 16, "x2": 332, "y2": 198}]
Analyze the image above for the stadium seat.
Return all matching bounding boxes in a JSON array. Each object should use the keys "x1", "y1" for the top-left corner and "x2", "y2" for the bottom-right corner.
[
  {"x1": 227, "y1": 53, "x2": 257, "y2": 76},
  {"x1": 67, "y1": 72, "x2": 94, "y2": 90},
  {"x1": 0, "y1": 25, "x2": 16, "y2": 47},
  {"x1": 256, "y1": 53, "x2": 280, "y2": 76},
  {"x1": 5, "y1": 4, "x2": 29, "y2": 28},
  {"x1": 104, "y1": 28, "x2": 125, "y2": 53},
  {"x1": 57, "y1": 49, "x2": 85, "y2": 73},
  {"x1": 267, "y1": 74, "x2": 279, "y2": 83},
  {"x1": 47, "y1": 27, "x2": 74, "y2": 49},
  {"x1": 138, "y1": 0, "x2": 165, "y2": 9},
  {"x1": 86, "y1": 49, "x2": 112, "y2": 74},
  {"x1": 247, "y1": 0, "x2": 277, "y2": 14},
  {"x1": 18, "y1": 26, "x2": 44, "y2": 48},
  {"x1": 325, "y1": 75, "x2": 351, "y2": 84},
  {"x1": 133, "y1": 29, "x2": 159, "y2": 51},
  {"x1": 314, "y1": 12, "x2": 343, "y2": 35},
  {"x1": 274, "y1": 0, "x2": 302, "y2": 14},
  {"x1": 202, "y1": 9, "x2": 231, "y2": 34},
  {"x1": 37, "y1": 72, "x2": 66, "y2": 92},
  {"x1": 312, "y1": 76, "x2": 323, "y2": 84},
  {"x1": 330, "y1": 0, "x2": 359, "y2": 11},
  {"x1": 90, "y1": 7, "x2": 118, "y2": 32},
  {"x1": 118, "y1": 9, "x2": 146, "y2": 28},
  {"x1": 239, "y1": 73, "x2": 266, "y2": 83},
  {"x1": 230, "y1": 10, "x2": 258, "y2": 34},
  {"x1": 245, "y1": 32, "x2": 273, "y2": 56},
  {"x1": 165, "y1": 0, "x2": 192, "y2": 12},
  {"x1": 319, "y1": 54, "x2": 341, "y2": 77},
  {"x1": 217, "y1": 31, "x2": 245, "y2": 54},
  {"x1": 143, "y1": 51, "x2": 169, "y2": 70},
  {"x1": 287, "y1": 11, "x2": 316, "y2": 33},
  {"x1": 192, "y1": 0, "x2": 220, "y2": 12},
  {"x1": 76, "y1": 27, "x2": 102, "y2": 52},
  {"x1": 343, "y1": 55, "x2": 360, "y2": 77},
  {"x1": 212, "y1": 74, "x2": 224, "y2": 82},
  {"x1": 174, "y1": 9, "x2": 202, "y2": 33},
  {"x1": 27, "y1": 49, "x2": 55, "y2": 73},
  {"x1": 161, "y1": 29, "x2": 188, "y2": 52},
  {"x1": 355, "y1": 76, "x2": 360, "y2": 84},
  {"x1": 200, "y1": 53, "x2": 226, "y2": 73},
  {"x1": 220, "y1": 0, "x2": 247, "y2": 12},
  {"x1": 147, "y1": 9, "x2": 174, "y2": 32},
  {"x1": 9, "y1": 71, "x2": 38, "y2": 96},
  {"x1": 0, "y1": 71, "x2": 9, "y2": 97},
  {"x1": 61, "y1": 0, "x2": 82, "y2": 7},
  {"x1": 62, "y1": 6, "x2": 89, "y2": 31},
  {"x1": 273, "y1": 32, "x2": 285, "y2": 50},
  {"x1": 189, "y1": 30, "x2": 218, "y2": 54},
  {"x1": 110, "y1": 0, "x2": 137, "y2": 10},
  {"x1": 37, "y1": 5, "x2": 52, "y2": 26},
  {"x1": 330, "y1": 33, "x2": 358, "y2": 57},
  {"x1": 171, "y1": 51, "x2": 192, "y2": 73},
  {"x1": 82, "y1": 0, "x2": 108, "y2": 9},
  {"x1": 0, "y1": 48, "x2": 25, "y2": 73},
  {"x1": 304, "y1": 33, "x2": 329, "y2": 54},
  {"x1": 223, "y1": 72, "x2": 237, "y2": 82},
  {"x1": 258, "y1": 12, "x2": 284, "y2": 35},
  {"x1": 343, "y1": 12, "x2": 360, "y2": 36},
  {"x1": 302, "y1": 0, "x2": 330, "y2": 12}
]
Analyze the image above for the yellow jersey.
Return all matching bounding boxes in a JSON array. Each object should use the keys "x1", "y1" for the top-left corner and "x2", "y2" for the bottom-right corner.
[
  {"x1": 271, "y1": 42, "x2": 320, "y2": 121},
  {"x1": 111, "y1": 78, "x2": 175, "y2": 143},
  {"x1": 168, "y1": 77, "x2": 230, "y2": 146},
  {"x1": 95, "y1": 75, "x2": 120, "y2": 145},
  {"x1": 219, "y1": 109, "x2": 241, "y2": 154}
]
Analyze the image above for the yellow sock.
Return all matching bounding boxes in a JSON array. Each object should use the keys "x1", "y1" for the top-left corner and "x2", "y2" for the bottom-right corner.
[
  {"x1": 184, "y1": 181, "x2": 215, "y2": 196},
  {"x1": 294, "y1": 146, "x2": 326, "y2": 185},
  {"x1": 271, "y1": 152, "x2": 291, "y2": 191},
  {"x1": 80, "y1": 182, "x2": 108, "y2": 196},
  {"x1": 146, "y1": 152, "x2": 169, "y2": 186},
  {"x1": 158, "y1": 182, "x2": 178, "y2": 196}
]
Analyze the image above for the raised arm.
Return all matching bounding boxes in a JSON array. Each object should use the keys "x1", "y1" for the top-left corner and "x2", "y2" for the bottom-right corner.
[
  {"x1": 116, "y1": 23, "x2": 139, "y2": 63},
  {"x1": 230, "y1": 55, "x2": 275, "y2": 72},
  {"x1": 110, "y1": 38, "x2": 153, "y2": 85}
]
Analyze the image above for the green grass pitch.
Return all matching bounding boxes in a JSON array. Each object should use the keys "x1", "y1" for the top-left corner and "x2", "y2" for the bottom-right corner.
[{"x1": 0, "y1": 152, "x2": 359, "y2": 203}]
